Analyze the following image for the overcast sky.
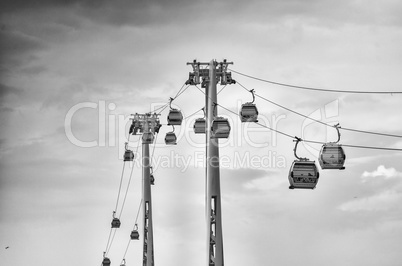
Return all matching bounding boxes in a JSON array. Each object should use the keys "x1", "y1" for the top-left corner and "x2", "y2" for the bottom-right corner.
[{"x1": 1, "y1": 0, "x2": 402, "y2": 265}]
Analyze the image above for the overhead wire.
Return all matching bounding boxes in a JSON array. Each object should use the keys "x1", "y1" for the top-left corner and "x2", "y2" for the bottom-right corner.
[
  {"x1": 215, "y1": 99, "x2": 402, "y2": 151},
  {"x1": 217, "y1": 84, "x2": 227, "y2": 95},
  {"x1": 236, "y1": 81, "x2": 402, "y2": 139},
  {"x1": 118, "y1": 138, "x2": 141, "y2": 219},
  {"x1": 230, "y1": 68, "x2": 402, "y2": 94},
  {"x1": 184, "y1": 107, "x2": 204, "y2": 120},
  {"x1": 155, "y1": 84, "x2": 191, "y2": 116}
]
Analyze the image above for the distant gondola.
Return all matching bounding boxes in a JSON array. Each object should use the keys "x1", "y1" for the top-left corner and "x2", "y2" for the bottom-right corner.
[
  {"x1": 318, "y1": 124, "x2": 346, "y2": 170},
  {"x1": 239, "y1": 89, "x2": 259, "y2": 122}
]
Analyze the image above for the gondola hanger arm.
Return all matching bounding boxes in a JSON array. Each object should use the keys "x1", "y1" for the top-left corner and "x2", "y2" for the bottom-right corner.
[{"x1": 293, "y1": 137, "x2": 308, "y2": 161}]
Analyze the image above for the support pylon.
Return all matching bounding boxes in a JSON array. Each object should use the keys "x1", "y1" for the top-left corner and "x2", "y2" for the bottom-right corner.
[
  {"x1": 186, "y1": 59, "x2": 235, "y2": 266},
  {"x1": 130, "y1": 113, "x2": 160, "y2": 266},
  {"x1": 205, "y1": 60, "x2": 224, "y2": 266}
]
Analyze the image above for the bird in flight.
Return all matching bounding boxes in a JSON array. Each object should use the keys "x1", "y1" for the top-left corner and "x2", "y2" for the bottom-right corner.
[{"x1": 5, "y1": 246, "x2": 9, "y2": 249}]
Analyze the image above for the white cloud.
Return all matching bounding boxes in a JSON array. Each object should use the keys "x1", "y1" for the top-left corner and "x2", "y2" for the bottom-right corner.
[
  {"x1": 338, "y1": 165, "x2": 402, "y2": 212},
  {"x1": 362, "y1": 165, "x2": 402, "y2": 181}
]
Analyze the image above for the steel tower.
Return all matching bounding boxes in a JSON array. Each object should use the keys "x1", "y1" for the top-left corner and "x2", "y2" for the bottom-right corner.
[
  {"x1": 131, "y1": 113, "x2": 161, "y2": 266},
  {"x1": 186, "y1": 59, "x2": 236, "y2": 266}
]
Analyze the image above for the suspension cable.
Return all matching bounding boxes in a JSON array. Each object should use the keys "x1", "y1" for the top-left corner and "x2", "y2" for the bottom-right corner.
[
  {"x1": 237, "y1": 81, "x2": 402, "y2": 139},
  {"x1": 230, "y1": 69, "x2": 402, "y2": 94},
  {"x1": 216, "y1": 100, "x2": 402, "y2": 151}
]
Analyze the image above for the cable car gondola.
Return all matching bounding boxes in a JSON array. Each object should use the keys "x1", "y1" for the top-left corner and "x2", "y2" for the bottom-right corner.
[
  {"x1": 194, "y1": 108, "x2": 206, "y2": 134},
  {"x1": 288, "y1": 138, "x2": 319, "y2": 189},
  {"x1": 150, "y1": 174, "x2": 155, "y2": 185},
  {"x1": 289, "y1": 160, "x2": 320, "y2": 189},
  {"x1": 102, "y1": 253, "x2": 111, "y2": 266},
  {"x1": 123, "y1": 150, "x2": 134, "y2": 161},
  {"x1": 211, "y1": 117, "x2": 231, "y2": 138},
  {"x1": 165, "y1": 132, "x2": 177, "y2": 145},
  {"x1": 167, "y1": 98, "x2": 183, "y2": 125},
  {"x1": 142, "y1": 132, "x2": 154, "y2": 144},
  {"x1": 165, "y1": 125, "x2": 177, "y2": 145},
  {"x1": 194, "y1": 118, "x2": 206, "y2": 134},
  {"x1": 318, "y1": 124, "x2": 346, "y2": 170},
  {"x1": 319, "y1": 143, "x2": 346, "y2": 170},
  {"x1": 120, "y1": 259, "x2": 126, "y2": 266},
  {"x1": 130, "y1": 224, "x2": 140, "y2": 240},
  {"x1": 240, "y1": 103, "x2": 259, "y2": 122},
  {"x1": 123, "y1": 142, "x2": 134, "y2": 161},
  {"x1": 111, "y1": 211, "x2": 121, "y2": 228},
  {"x1": 240, "y1": 89, "x2": 259, "y2": 122},
  {"x1": 167, "y1": 109, "x2": 183, "y2": 125}
]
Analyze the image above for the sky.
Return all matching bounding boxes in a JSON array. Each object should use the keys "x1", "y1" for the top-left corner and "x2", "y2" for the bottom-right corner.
[{"x1": 1, "y1": 0, "x2": 402, "y2": 265}]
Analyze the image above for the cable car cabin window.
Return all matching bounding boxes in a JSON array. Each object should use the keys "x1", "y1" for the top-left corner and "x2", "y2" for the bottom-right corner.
[
  {"x1": 319, "y1": 144, "x2": 346, "y2": 170},
  {"x1": 167, "y1": 109, "x2": 183, "y2": 126},
  {"x1": 165, "y1": 132, "x2": 177, "y2": 145},
  {"x1": 194, "y1": 118, "x2": 206, "y2": 134},
  {"x1": 288, "y1": 161, "x2": 319, "y2": 189},
  {"x1": 130, "y1": 230, "x2": 140, "y2": 240},
  {"x1": 240, "y1": 103, "x2": 258, "y2": 122},
  {"x1": 123, "y1": 150, "x2": 134, "y2": 161},
  {"x1": 211, "y1": 117, "x2": 231, "y2": 139},
  {"x1": 142, "y1": 132, "x2": 154, "y2": 144},
  {"x1": 111, "y1": 218, "x2": 121, "y2": 228}
]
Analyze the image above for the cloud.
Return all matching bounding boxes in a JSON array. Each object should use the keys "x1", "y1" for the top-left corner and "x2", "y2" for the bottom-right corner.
[
  {"x1": 338, "y1": 165, "x2": 402, "y2": 212},
  {"x1": 362, "y1": 165, "x2": 402, "y2": 180},
  {"x1": 0, "y1": 83, "x2": 23, "y2": 100},
  {"x1": 339, "y1": 190, "x2": 402, "y2": 212},
  {"x1": 0, "y1": 29, "x2": 47, "y2": 70}
]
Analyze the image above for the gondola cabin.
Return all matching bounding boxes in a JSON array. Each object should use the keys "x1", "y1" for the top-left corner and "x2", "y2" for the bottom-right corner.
[
  {"x1": 150, "y1": 174, "x2": 155, "y2": 185},
  {"x1": 165, "y1": 132, "x2": 177, "y2": 145},
  {"x1": 211, "y1": 117, "x2": 231, "y2": 138},
  {"x1": 130, "y1": 230, "x2": 140, "y2": 240},
  {"x1": 318, "y1": 143, "x2": 346, "y2": 170},
  {"x1": 102, "y1": 257, "x2": 111, "y2": 266},
  {"x1": 240, "y1": 103, "x2": 258, "y2": 122},
  {"x1": 193, "y1": 118, "x2": 206, "y2": 134},
  {"x1": 111, "y1": 217, "x2": 121, "y2": 228},
  {"x1": 123, "y1": 150, "x2": 134, "y2": 161},
  {"x1": 142, "y1": 132, "x2": 154, "y2": 144},
  {"x1": 167, "y1": 109, "x2": 183, "y2": 126},
  {"x1": 288, "y1": 160, "x2": 319, "y2": 189}
]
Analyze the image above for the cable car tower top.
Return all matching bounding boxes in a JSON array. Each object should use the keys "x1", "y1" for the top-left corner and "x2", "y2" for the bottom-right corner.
[{"x1": 186, "y1": 59, "x2": 236, "y2": 266}]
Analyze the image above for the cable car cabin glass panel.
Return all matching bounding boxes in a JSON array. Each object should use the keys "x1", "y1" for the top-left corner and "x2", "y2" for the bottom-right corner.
[
  {"x1": 102, "y1": 257, "x2": 111, "y2": 266},
  {"x1": 165, "y1": 132, "x2": 177, "y2": 145},
  {"x1": 130, "y1": 230, "x2": 140, "y2": 240},
  {"x1": 193, "y1": 118, "x2": 206, "y2": 134},
  {"x1": 211, "y1": 117, "x2": 231, "y2": 139},
  {"x1": 123, "y1": 150, "x2": 134, "y2": 161},
  {"x1": 319, "y1": 144, "x2": 346, "y2": 170},
  {"x1": 111, "y1": 218, "x2": 121, "y2": 228},
  {"x1": 167, "y1": 109, "x2": 183, "y2": 126},
  {"x1": 142, "y1": 132, "x2": 154, "y2": 144},
  {"x1": 288, "y1": 161, "x2": 319, "y2": 189},
  {"x1": 240, "y1": 103, "x2": 259, "y2": 122}
]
